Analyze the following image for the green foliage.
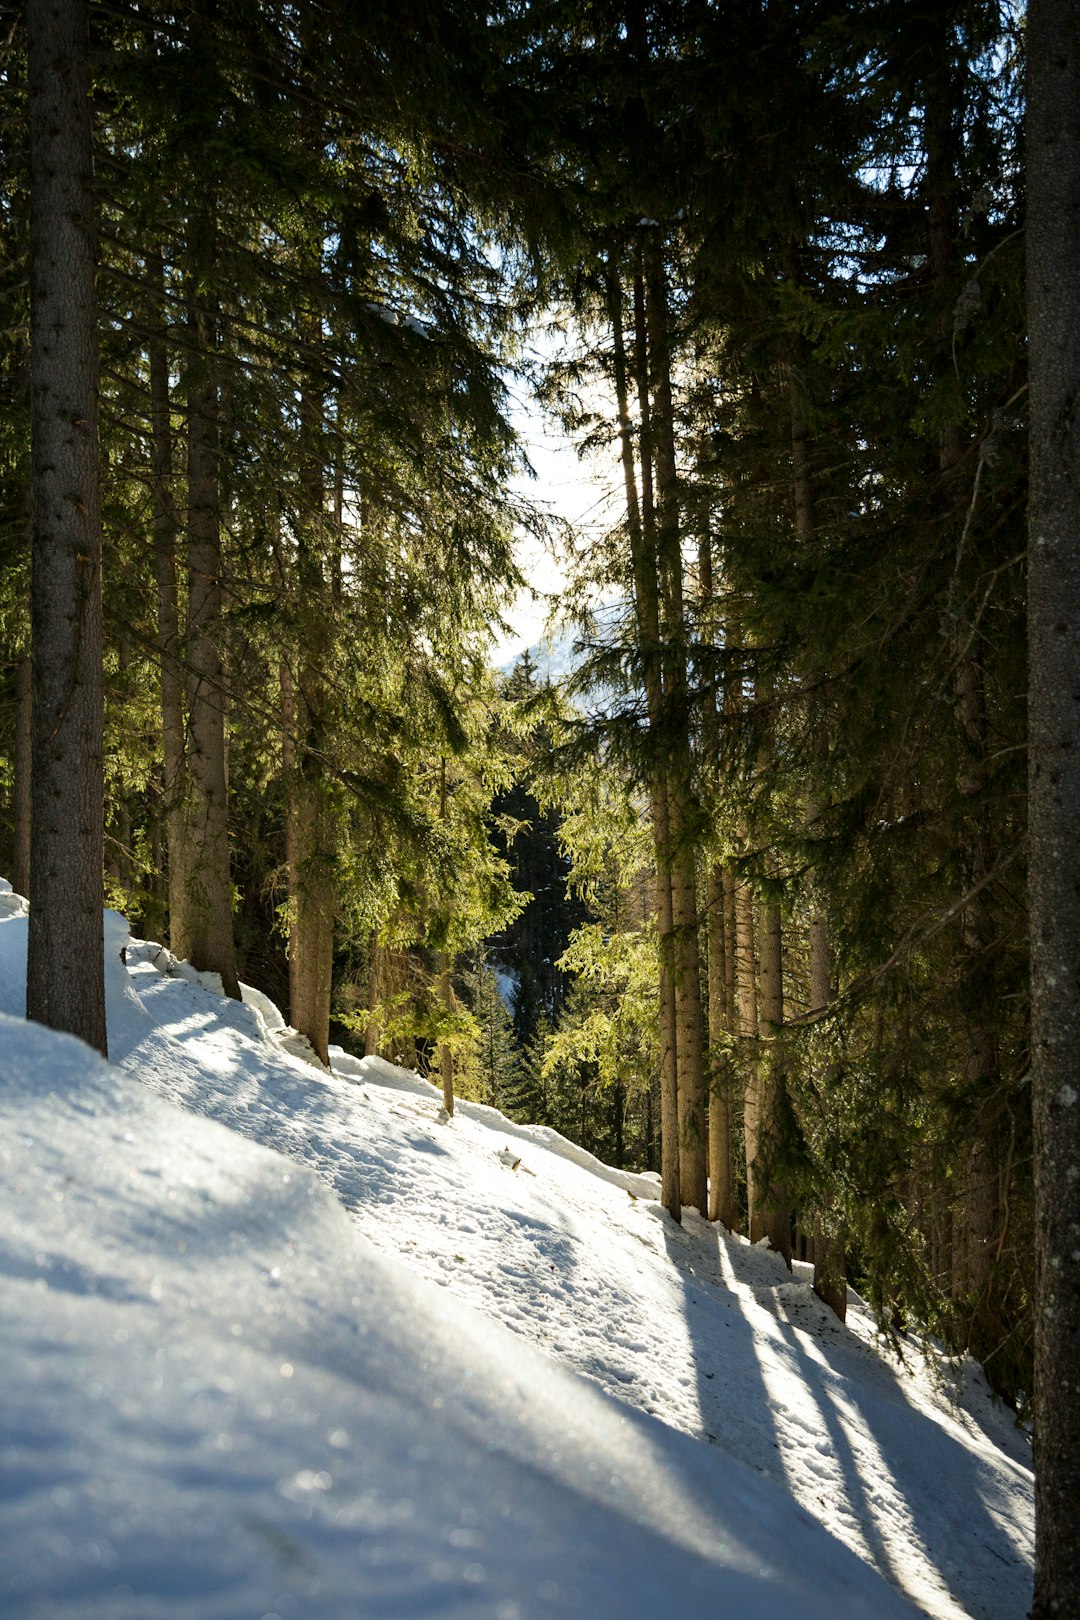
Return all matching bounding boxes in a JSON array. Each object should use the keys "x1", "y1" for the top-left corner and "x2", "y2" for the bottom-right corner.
[{"x1": 0, "y1": 0, "x2": 1035, "y2": 1404}]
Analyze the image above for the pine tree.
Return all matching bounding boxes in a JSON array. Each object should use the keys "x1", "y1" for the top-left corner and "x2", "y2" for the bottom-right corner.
[
  {"x1": 1027, "y1": 0, "x2": 1080, "y2": 1607},
  {"x1": 25, "y1": 0, "x2": 106, "y2": 1054}
]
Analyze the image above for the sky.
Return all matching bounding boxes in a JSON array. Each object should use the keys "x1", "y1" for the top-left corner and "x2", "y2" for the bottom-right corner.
[
  {"x1": 496, "y1": 327, "x2": 622, "y2": 667},
  {"x1": 0, "y1": 876, "x2": 1034, "y2": 1619}
]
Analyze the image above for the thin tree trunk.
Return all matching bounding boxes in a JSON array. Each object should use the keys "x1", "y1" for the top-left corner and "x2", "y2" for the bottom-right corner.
[
  {"x1": 808, "y1": 911, "x2": 831, "y2": 1010},
  {"x1": 706, "y1": 858, "x2": 738, "y2": 1226},
  {"x1": 436, "y1": 757, "x2": 455, "y2": 1116},
  {"x1": 645, "y1": 245, "x2": 707, "y2": 1214},
  {"x1": 438, "y1": 958, "x2": 455, "y2": 1117},
  {"x1": 755, "y1": 902, "x2": 792, "y2": 1264},
  {"x1": 700, "y1": 539, "x2": 737, "y2": 1227},
  {"x1": 1027, "y1": 3, "x2": 1080, "y2": 1609},
  {"x1": 808, "y1": 896, "x2": 846, "y2": 1317},
  {"x1": 283, "y1": 104, "x2": 336, "y2": 1063},
  {"x1": 12, "y1": 652, "x2": 32, "y2": 898},
  {"x1": 785, "y1": 246, "x2": 847, "y2": 1309},
  {"x1": 286, "y1": 521, "x2": 335, "y2": 1061},
  {"x1": 925, "y1": 31, "x2": 1001, "y2": 1306},
  {"x1": 148, "y1": 250, "x2": 187, "y2": 952},
  {"x1": 735, "y1": 879, "x2": 757, "y2": 1226},
  {"x1": 608, "y1": 257, "x2": 680, "y2": 1221},
  {"x1": 25, "y1": 0, "x2": 106, "y2": 1054},
  {"x1": 790, "y1": 306, "x2": 850, "y2": 1312},
  {"x1": 286, "y1": 680, "x2": 335, "y2": 1064},
  {"x1": 723, "y1": 863, "x2": 737, "y2": 1034},
  {"x1": 177, "y1": 205, "x2": 239, "y2": 997}
]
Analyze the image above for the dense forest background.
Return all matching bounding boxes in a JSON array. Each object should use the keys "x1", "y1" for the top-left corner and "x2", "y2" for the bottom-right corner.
[{"x1": 1, "y1": 0, "x2": 1031, "y2": 1412}]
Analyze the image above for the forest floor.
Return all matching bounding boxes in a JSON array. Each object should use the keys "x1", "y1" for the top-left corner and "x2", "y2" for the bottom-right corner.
[{"x1": 0, "y1": 878, "x2": 1033, "y2": 1619}]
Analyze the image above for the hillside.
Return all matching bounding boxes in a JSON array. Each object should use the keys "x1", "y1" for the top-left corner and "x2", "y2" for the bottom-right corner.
[{"x1": 0, "y1": 880, "x2": 1033, "y2": 1619}]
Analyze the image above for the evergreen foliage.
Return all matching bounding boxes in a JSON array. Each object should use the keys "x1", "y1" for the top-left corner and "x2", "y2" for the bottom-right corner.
[{"x1": 1, "y1": 0, "x2": 1057, "y2": 1485}]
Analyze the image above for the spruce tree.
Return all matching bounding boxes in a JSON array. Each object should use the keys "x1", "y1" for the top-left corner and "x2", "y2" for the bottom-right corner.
[
  {"x1": 1027, "y1": 0, "x2": 1080, "y2": 1607},
  {"x1": 25, "y1": 0, "x2": 106, "y2": 1054}
]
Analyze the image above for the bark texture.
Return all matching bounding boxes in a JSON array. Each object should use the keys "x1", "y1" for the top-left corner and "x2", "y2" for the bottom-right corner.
[
  {"x1": 646, "y1": 249, "x2": 707, "y2": 1214},
  {"x1": 706, "y1": 858, "x2": 738, "y2": 1227},
  {"x1": 699, "y1": 538, "x2": 737, "y2": 1228},
  {"x1": 788, "y1": 291, "x2": 847, "y2": 1316},
  {"x1": 609, "y1": 260, "x2": 680, "y2": 1221},
  {"x1": 808, "y1": 898, "x2": 846, "y2": 1319},
  {"x1": 13, "y1": 652, "x2": 32, "y2": 899},
  {"x1": 734, "y1": 878, "x2": 757, "y2": 1227},
  {"x1": 438, "y1": 958, "x2": 455, "y2": 1117},
  {"x1": 283, "y1": 469, "x2": 338, "y2": 1056},
  {"x1": 25, "y1": 0, "x2": 106, "y2": 1055},
  {"x1": 1027, "y1": 2, "x2": 1080, "y2": 1611},
  {"x1": 149, "y1": 256, "x2": 187, "y2": 951},
  {"x1": 175, "y1": 209, "x2": 239, "y2": 998},
  {"x1": 754, "y1": 902, "x2": 792, "y2": 1264}
]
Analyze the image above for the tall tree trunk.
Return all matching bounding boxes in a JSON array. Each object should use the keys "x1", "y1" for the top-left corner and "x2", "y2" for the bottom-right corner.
[
  {"x1": 12, "y1": 652, "x2": 32, "y2": 899},
  {"x1": 735, "y1": 878, "x2": 757, "y2": 1225},
  {"x1": 148, "y1": 250, "x2": 187, "y2": 954},
  {"x1": 436, "y1": 760, "x2": 455, "y2": 1116},
  {"x1": 283, "y1": 84, "x2": 336, "y2": 1064},
  {"x1": 608, "y1": 257, "x2": 680, "y2": 1221},
  {"x1": 646, "y1": 245, "x2": 707, "y2": 1215},
  {"x1": 699, "y1": 537, "x2": 738, "y2": 1227},
  {"x1": 25, "y1": 0, "x2": 106, "y2": 1055},
  {"x1": 10, "y1": 339, "x2": 32, "y2": 904},
  {"x1": 1027, "y1": 3, "x2": 1080, "y2": 1611},
  {"x1": 438, "y1": 957, "x2": 455, "y2": 1117},
  {"x1": 808, "y1": 893, "x2": 846, "y2": 1318},
  {"x1": 177, "y1": 205, "x2": 239, "y2": 996},
  {"x1": 755, "y1": 901, "x2": 792, "y2": 1264},
  {"x1": 285, "y1": 455, "x2": 335, "y2": 1060},
  {"x1": 926, "y1": 26, "x2": 1000, "y2": 1308},
  {"x1": 706, "y1": 857, "x2": 738, "y2": 1226},
  {"x1": 788, "y1": 309, "x2": 847, "y2": 1316}
]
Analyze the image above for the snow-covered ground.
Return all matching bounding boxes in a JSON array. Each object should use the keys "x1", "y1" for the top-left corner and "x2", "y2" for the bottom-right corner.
[{"x1": 0, "y1": 880, "x2": 1033, "y2": 1618}]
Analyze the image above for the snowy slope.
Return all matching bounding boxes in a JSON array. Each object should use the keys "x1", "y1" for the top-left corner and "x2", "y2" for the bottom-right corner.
[{"x1": 0, "y1": 885, "x2": 1033, "y2": 1618}]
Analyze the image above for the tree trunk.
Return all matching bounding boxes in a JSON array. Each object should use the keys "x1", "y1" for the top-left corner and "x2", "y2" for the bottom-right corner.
[
  {"x1": 1027, "y1": 3, "x2": 1080, "y2": 1610},
  {"x1": 755, "y1": 901, "x2": 792, "y2": 1264},
  {"x1": 25, "y1": 0, "x2": 106, "y2": 1055},
  {"x1": 699, "y1": 537, "x2": 738, "y2": 1227},
  {"x1": 438, "y1": 957, "x2": 455, "y2": 1117},
  {"x1": 723, "y1": 863, "x2": 737, "y2": 1033},
  {"x1": 283, "y1": 138, "x2": 336, "y2": 1063},
  {"x1": 148, "y1": 251, "x2": 187, "y2": 954},
  {"x1": 706, "y1": 858, "x2": 738, "y2": 1226},
  {"x1": 808, "y1": 910, "x2": 831, "y2": 1011},
  {"x1": 280, "y1": 657, "x2": 335, "y2": 1064},
  {"x1": 807, "y1": 895, "x2": 846, "y2": 1318},
  {"x1": 646, "y1": 245, "x2": 707, "y2": 1215},
  {"x1": 735, "y1": 878, "x2": 757, "y2": 1228},
  {"x1": 788, "y1": 273, "x2": 847, "y2": 1314},
  {"x1": 925, "y1": 25, "x2": 1002, "y2": 1311},
  {"x1": 12, "y1": 652, "x2": 32, "y2": 899},
  {"x1": 285, "y1": 567, "x2": 336, "y2": 1062},
  {"x1": 177, "y1": 206, "x2": 239, "y2": 997},
  {"x1": 608, "y1": 257, "x2": 680, "y2": 1222}
]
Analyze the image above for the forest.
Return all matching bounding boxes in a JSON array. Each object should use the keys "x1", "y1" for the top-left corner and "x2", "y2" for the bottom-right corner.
[{"x1": 2, "y1": 1, "x2": 1079, "y2": 1614}]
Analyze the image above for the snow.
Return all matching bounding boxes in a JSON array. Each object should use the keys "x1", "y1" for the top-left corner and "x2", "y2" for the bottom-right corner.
[{"x1": 0, "y1": 879, "x2": 1033, "y2": 1618}]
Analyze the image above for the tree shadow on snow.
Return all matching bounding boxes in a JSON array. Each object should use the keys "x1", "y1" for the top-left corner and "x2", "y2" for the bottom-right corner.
[{"x1": 656, "y1": 1209, "x2": 1031, "y2": 1620}]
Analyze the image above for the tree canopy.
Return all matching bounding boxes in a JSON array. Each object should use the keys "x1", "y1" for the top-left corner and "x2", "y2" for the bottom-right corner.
[{"x1": 6, "y1": 0, "x2": 1076, "y2": 1603}]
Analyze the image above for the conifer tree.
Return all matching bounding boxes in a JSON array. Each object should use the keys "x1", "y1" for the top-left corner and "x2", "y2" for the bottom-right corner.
[
  {"x1": 1027, "y1": 0, "x2": 1080, "y2": 1607},
  {"x1": 25, "y1": 0, "x2": 106, "y2": 1054}
]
